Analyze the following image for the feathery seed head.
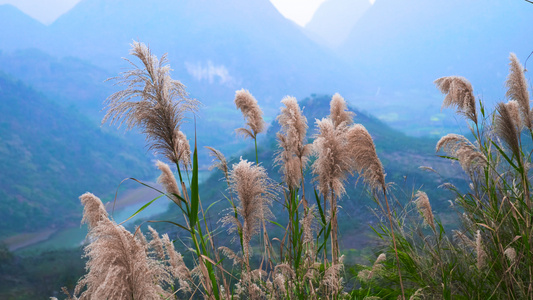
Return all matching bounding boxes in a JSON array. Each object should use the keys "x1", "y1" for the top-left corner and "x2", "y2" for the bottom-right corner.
[
  {"x1": 276, "y1": 96, "x2": 310, "y2": 188},
  {"x1": 357, "y1": 269, "x2": 372, "y2": 282},
  {"x1": 278, "y1": 96, "x2": 308, "y2": 147},
  {"x1": 346, "y1": 124, "x2": 386, "y2": 190},
  {"x1": 234, "y1": 89, "x2": 265, "y2": 139},
  {"x1": 148, "y1": 226, "x2": 165, "y2": 260},
  {"x1": 225, "y1": 159, "x2": 277, "y2": 255},
  {"x1": 171, "y1": 130, "x2": 191, "y2": 169},
  {"x1": 312, "y1": 118, "x2": 351, "y2": 199},
  {"x1": 453, "y1": 230, "x2": 475, "y2": 249},
  {"x1": 495, "y1": 102, "x2": 521, "y2": 159},
  {"x1": 476, "y1": 230, "x2": 487, "y2": 270},
  {"x1": 506, "y1": 100, "x2": 522, "y2": 129},
  {"x1": 507, "y1": 53, "x2": 531, "y2": 129},
  {"x1": 162, "y1": 234, "x2": 191, "y2": 292},
  {"x1": 436, "y1": 133, "x2": 487, "y2": 173},
  {"x1": 504, "y1": 247, "x2": 517, "y2": 263},
  {"x1": 205, "y1": 146, "x2": 229, "y2": 180},
  {"x1": 330, "y1": 93, "x2": 355, "y2": 128},
  {"x1": 219, "y1": 246, "x2": 243, "y2": 266},
  {"x1": 75, "y1": 218, "x2": 168, "y2": 299},
  {"x1": 80, "y1": 192, "x2": 109, "y2": 230},
  {"x1": 368, "y1": 253, "x2": 386, "y2": 279},
  {"x1": 300, "y1": 205, "x2": 317, "y2": 244},
  {"x1": 375, "y1": 253, "x2": 386, "y2": 264},
  {"x1": 155, "y1": 160, "x2": 182, "y2": 206},
  {"x1": 103, "y1": 42, "x2": 199, "y2": 164},
  {"x1": 435, "y1": 76, "x2": 477, "y2": 124},
  {"x1": 414, "y1": 191, "x2": 435, "y2": 231}
]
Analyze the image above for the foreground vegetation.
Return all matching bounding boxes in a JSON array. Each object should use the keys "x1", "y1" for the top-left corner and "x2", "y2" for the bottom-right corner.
[{"x1": 51, "y1": 43, "x2": 533, "y2": 299}]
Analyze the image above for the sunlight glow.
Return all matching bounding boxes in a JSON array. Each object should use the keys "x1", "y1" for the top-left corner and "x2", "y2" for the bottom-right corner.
[
  {"x1": 270, "y1": 0, "x2": 327, "y2": 27},
  {"x1": 0, "y1": 0, "x2": 79, "y2": 24}
]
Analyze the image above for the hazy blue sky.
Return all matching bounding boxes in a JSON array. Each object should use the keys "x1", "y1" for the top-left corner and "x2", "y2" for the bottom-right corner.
[{"x1": 0, "y1": 0, "x2": 331, "y2": 26}]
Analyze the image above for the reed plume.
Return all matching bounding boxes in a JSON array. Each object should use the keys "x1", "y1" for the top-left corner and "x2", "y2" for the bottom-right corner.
[
  {"x1": 434, "y1": 76, "x2": 477, "y2": 124},
  {"x1": 321, "y1": 261, "x2": 344, "y2": 295},
  {"x1": 222, "y1": 159, "x2": 277, "y2": 264},
  {"x1": 300, "y1": 205, "x2": 317, "y2": 244},
  {"x1": 344, "y1": 123, "x2": 405, "y2": 299},
  {"x1": 205, "y1": 146, "x2": 229, "y2": 181},
  {"x1": 80, "y1": 192, "x2": 109, "y2": 230},
  {"x1": 329, "y1": 93, "x2": 355, "y2": 128},
  {"x1": 161, "y1": 233, "x2": 192, "y2": 293},
  {"x1": 312, "y1": 117, "x2": 351, "y2": 264},
  {"x1": 148, "y1": 225, "x2": 165, "y2": 260},
  {"x1": 358, "y1": 253, "x2": 386, "y2": 282},
  {"x1": 414, "y1": 191, "x2": 435, "y2": 232},
  {"x1": 234, "y1": 89, "x2": 265, "y2": 139},
  {"x1": 504, "y1": 247, "x2": 517, "y2": 263},
  {"x1": 436, "y1": 133, "x2": 487, "y2": 173},
  {"x1": 76, "y1": 194, "x2": 168, "y2": 299},
  {"x1": 312, "y1": 118, "x2": 351, "y2": 199},
  {"x1": 475, "y1": 230, "x2": 487, "y2": 270},
  {"x1": 506, "y1": 53, "x2": 531, "y2": 129},
  {"x1": 155, "y1": 160, "x2": 182, "y2": 206},
  {"x1": 452, "y1": 230, "x2": 475, "y2": 249},
  {"x1": 495, "y1": 102, "x2": 521, "y2": 159},
  {"x1": 173, "y1": 130, "x2": 192, "y2": 170},
  {"x1": 346, "y1": 124, "x2": 385, "y2": 189},
  {"x1": 506, "y1": 100, "x2": 522, "y2": 129},
  {"x1": 275, "y1": 96, "x2": 311, "y2": 190},
  {"x1": 219, "y1": 246, "x2": 244, "y2": 266},
  {"x1": 102, "y1": 41, "x2": 199, "y2": 166}
]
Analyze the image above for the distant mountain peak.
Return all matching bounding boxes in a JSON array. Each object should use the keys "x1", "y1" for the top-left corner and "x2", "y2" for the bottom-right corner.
[
  {"x1": 305, "y1": 0, "x2": 372, "y2": 49},
  {"x1": 0, "y1": 4, "x2": 47, "y2": 52}
]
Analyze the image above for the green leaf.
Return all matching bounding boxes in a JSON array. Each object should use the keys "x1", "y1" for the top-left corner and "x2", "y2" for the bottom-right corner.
[
  {"x1": 491, "y1": 141, "x2": 519, "y2": 171},
  {"x1": 268, "y1": 220, "x2": 286, "y2": 230},
  {"x1": 118, "y1": 194, "x2": 164, "y2": 225},
  {"x1": 189, "y1": 129, "x2": 200, "y2": 228},
  {"x1": 205, "y1": 199, "x2": 222, "y2": 215},
  {"x1": 145, "y1": 220, "x2": 191, "y2": 233}
]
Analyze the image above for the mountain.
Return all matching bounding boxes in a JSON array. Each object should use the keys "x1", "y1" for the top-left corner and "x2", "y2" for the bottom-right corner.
[
  {"x1": 0, "y1": 4, "x2": 48, "y2": 52},
  {"x1": 43, "y1": 0, "x2": 365, "y2": 103},
  {"x1": 305, "y1": 0, "x2": 372, "y2": 49},
  {"x1": 0, "y1": 0, "x2": 378, "y2": 169},
  {"x1": 339, "y1": 0, "x2": 532, "y2": 98},
  {"x1": 0, "y1": 49, "x2": 113, "y2": 120},
  {"x1": 330, "y1": 0, "x2": 533, "y2": 136},
  {"x1": 0, "y1": 0, "x2": 377, "y2": 167},
  {"x1": 0, "y1": 73, "x2": 154, "y2": 239}
]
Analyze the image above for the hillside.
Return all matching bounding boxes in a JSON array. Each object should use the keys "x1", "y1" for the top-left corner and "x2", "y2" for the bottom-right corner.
[
  {"x1": 0, "y1": 4, "x2": 47, "y2": 52},
  {"x1": 0, "y1": 73, "x2": 154, "y2": 239},
  {"x1": 0, "y1": 49, "x2": 112, "y2": 119}
]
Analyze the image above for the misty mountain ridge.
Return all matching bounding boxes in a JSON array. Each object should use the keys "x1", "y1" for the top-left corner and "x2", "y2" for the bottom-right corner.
[
  {"x1": 305, "y1": 0, "x2": 372, "y2": 48},
  {"x1": 0, "y1": 0, "x2": 368, "y2": 118},
  {"x1": 2, "y1": 0, "x2": 527, "y2": 139},
  {"x1": 337, "y1": 0, "x2": 532, "y2": 97}
]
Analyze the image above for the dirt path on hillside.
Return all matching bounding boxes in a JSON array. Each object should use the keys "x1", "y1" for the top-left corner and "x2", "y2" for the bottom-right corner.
[{"x1": 3, "y1": 228, "x2": 58, "y2": 252}]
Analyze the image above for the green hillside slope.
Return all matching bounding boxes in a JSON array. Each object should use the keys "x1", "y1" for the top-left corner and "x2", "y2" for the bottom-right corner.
[{"x1": 0, "y1": 73, "x2": 154, "y2": 238}]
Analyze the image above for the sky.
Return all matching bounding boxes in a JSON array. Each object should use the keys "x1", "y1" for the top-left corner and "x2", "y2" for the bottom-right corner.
[{"x1": 0, "y1": 0, "x2": 327, "y2": 26}]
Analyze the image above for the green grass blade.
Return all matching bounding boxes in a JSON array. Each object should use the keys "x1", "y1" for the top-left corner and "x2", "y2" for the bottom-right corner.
[
  {"x1": 189, "y1": 127, "x2": 200, "y2": 228},
  {"x1": 118, "y1": 194, "x2": 164, "y2": 225}
]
